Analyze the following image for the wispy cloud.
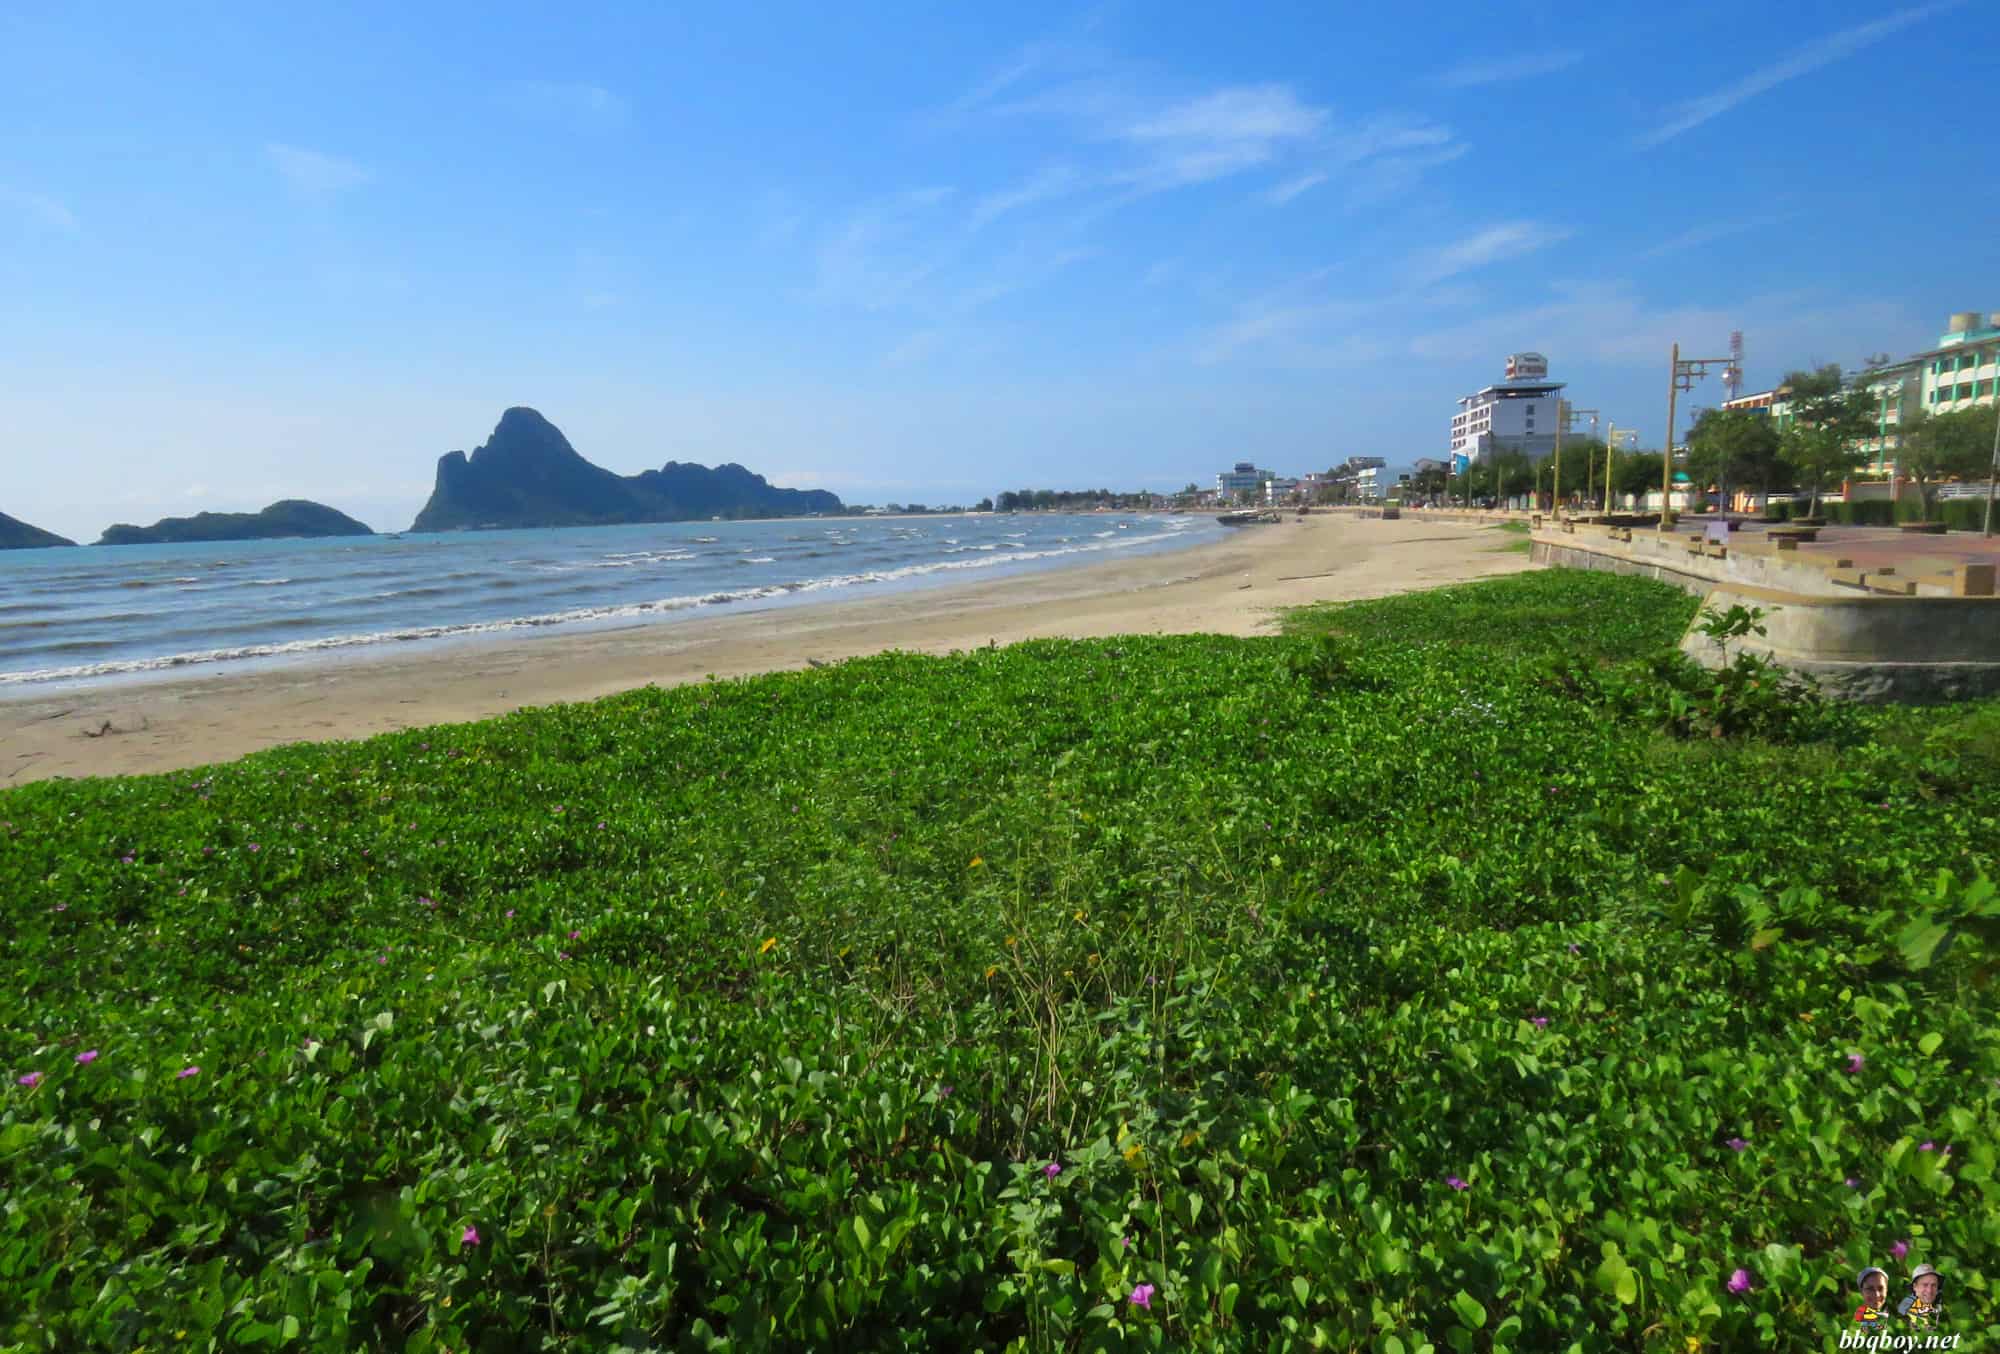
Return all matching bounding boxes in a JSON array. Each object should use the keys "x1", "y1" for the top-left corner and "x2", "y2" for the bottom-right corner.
[
  {"x1": 813, "y1": 188, "x2": 959, "y2": 311},
  {"x1": 0, "y1": 186, "x2": 77, "y2": 229},
  {"x1": 266, "y1": 143, "x2": 370, "y2": 197},
  {"x1": 1636, "y1": 2, "x2": 1959, "y2": 148},
  {"x1": 1410, "y1": 221, "x2": 1571, "y2": 284},
  {"x1": 968, "y1": 165, "x2": 1082, "y2": 231},
  {"x1": 1112, "y1": 85, "x2": 1328, "y2": 191},
  {"x1": 1639, "y1": 213, "x2": 1791, "y2": 260},
  {"x1": 508, "y1": 80, "x2": 630, "y2": 131},
  {"x1": 1263, "y1": 171, "x2": 1327, "y2": 206},
  {"x1": 1432, "y1": 50, "x2": 1584, "y2": 88}
]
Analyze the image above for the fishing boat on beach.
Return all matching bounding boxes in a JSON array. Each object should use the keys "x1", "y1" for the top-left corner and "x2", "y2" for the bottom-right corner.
[{"x1": 1217, "y1": 509, "x2": 1280, "y2": 526}]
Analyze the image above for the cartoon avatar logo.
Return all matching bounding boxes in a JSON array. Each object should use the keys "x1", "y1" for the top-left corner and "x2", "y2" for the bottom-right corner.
[
  {"x1": 1852, "y1": 1267, "x2": 1889, "y2": 1327},
  {"x1": 1897, "y1": 1263, "x2": 1944, "y2": 1329}
]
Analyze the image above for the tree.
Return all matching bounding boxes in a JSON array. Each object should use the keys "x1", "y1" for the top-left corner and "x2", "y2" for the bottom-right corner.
[
  {"x1": 1686, "y1": 408, "x2": 1784, "y2": 509},
  {"x1": 1897, "y1": 406, "x2": 1998, "y2": 521},
  {"x1": 974, "y1": 498, "x2": 994, "y2": 513},
  {"x1": 1615, "y1": 451, "x2": 1666, "y2": 504},
  {"x1": 1776, "y1": 365, "x2": 1874, "y2": 515}
]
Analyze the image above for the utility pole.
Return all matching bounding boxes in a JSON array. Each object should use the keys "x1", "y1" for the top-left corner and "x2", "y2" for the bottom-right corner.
[
  {"x1": 1565, "y1": 407, "x2": 1601, "y2": 513},
  {"x1": 1986, "y1": 394, "x2": 1999, "y2": 536},
  {"x1": 1663, "y1": 344, "x2": 1732, "y2": 526}
]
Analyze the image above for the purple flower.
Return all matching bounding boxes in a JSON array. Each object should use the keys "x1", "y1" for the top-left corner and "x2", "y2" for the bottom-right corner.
[
  {"x1": 1530, "y1": 1015, "x2": 1549, "y2": 1029},
  {"x1": 1043, "y1": 1161, "x2": 1062, "y2": 1179},
  {"x1": 597, "y1": 820, "x2": 606, "y2": 829},
  {"x1": 120, "y1": 854, "x2": 134, "y2": 864},
  {"x1": 1919, "y1": 1140, "x2": 1936, "y2": 1152},
  {"x1": 178, "y1": 1065, "x2": 199, "y2": 1079},
  {"x1": 1446, "y1": 1175, "x2": 1469, "y2": 1191},
  {"x1": 559, "y1": 951, "x2": 571, "y2": 961},
  {"x1": 505, "y1": 909, "x2": 515, "y2": 918},
  {"x1": 1727, "y1": 1268, "x2": 1751, "y2": 1294},
  {"x1": 568, "y1": 930, "x2": 580, "y2": 940},
  {"x1": 462, "y1": 1225, "x2": 480, "y2": 1247},
  {"x1": 1846, "y1": 1176, "x2": 1862, "y2": 1188},
  {"x1": 1726, "y1": 1137, "x2": 1750, "y2": 1152},
  {"x1": 1129, "y1": 1282, "x2": 1155, "y2": 1310},
  {"x1": 936, "y1": 1084, "x2": 953, "y2": 1099},
  {"x1": 418, "y1": 896, "x2": 435, "y2": 908},
  {"x1": 1847, "y1": 1052, "x2": 1865, "y2": 1074},
  {"x1": 1122, "y1": 1235, "x2": 1133, "y2": 1252},
  {"x1": 553, "y1": 805, "x2": 564, "y2": 814},
  {"x1": 247, "y1": 843, "x2": 260, "y2": 853},
  {"x1": 203, "y1": 846, "x2": 214, "y2": 855},
  {"x1": 75, "y1": 1049, "x2": 99, "y2": 1065},
  {"x1": 1568, "y1": 943, "x2": 1582, "y2": 954},
  {"x1": 376, "y1": 955, "x2": 387, "y2": 965},
  {"x1": 1891, "y1": 1240, "x2": 1909, "y2": 1260},
  {"x1": 53, "y1": 903, "x2": 67, "y2": 912},
  {"x1": 16, "y1": 1072, "x2": 41, "y2": 1088}
]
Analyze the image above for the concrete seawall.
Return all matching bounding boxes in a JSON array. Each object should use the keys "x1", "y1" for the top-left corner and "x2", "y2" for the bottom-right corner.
[{"x1": 1532, "y1": 532, "x2": 2000, "y2": 703}]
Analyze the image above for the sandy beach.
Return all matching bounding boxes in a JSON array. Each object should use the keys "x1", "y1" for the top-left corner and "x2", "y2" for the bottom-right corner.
[{"x1": 1, "y1": 514, "x2": 1528, "y2": 785}]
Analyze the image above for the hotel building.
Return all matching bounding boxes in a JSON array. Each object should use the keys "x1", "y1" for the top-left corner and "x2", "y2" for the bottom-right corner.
[{"x1": 1450, "y1": 353, "x2": 1568, "y2": 463}]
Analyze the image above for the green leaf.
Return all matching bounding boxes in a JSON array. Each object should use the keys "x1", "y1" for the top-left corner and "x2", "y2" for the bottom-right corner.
[
  {"x1": 1449, "y1": 1290, "x2": 1487, "y2": 1329},
  {"x1": 1917, "y1": 1031, "x2": 1943, "y2": 1056}
]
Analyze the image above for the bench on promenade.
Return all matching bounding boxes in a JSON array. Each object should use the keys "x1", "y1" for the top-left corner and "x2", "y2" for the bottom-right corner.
[{"x1": 1766, "y1": 526, "x2": 1820, "y2": 550}]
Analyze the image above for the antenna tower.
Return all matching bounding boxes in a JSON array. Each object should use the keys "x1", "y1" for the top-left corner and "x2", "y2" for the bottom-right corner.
[{"x1": 1723, "y1": 330, "x2": 1744, "y2": 405}]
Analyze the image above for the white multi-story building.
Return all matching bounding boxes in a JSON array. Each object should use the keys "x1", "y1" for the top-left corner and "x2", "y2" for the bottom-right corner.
[{"x1": 1450, "y1": 352, "x2": 1568, "y2": 462}]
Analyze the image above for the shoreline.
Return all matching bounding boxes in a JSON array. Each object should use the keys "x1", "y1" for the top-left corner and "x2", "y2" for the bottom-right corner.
[{"x1": 0, "y1": 515, "x2": 1529, "y2": 785}]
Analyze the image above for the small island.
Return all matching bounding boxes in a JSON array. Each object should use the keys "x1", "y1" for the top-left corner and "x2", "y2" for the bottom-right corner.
[
  {"x1": 0, "y1": 509, "x2": 77, "y2": 549},
  {"x1": 97, "y1": 500, "x2": 376, "y2": 546},
  {"x1": 409, "y1": 407, "x2": 844, "y2": 531}
]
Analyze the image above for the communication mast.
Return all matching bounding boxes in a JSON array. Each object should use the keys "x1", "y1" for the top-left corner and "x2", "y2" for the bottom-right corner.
[{"x1": 1722, "y1": 330, "x2": 1744, "y2": 405}]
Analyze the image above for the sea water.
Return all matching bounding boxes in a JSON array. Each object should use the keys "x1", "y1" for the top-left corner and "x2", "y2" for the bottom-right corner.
[{"x1": 0, "y1": 513, "x2": 1218, "y2": 688}]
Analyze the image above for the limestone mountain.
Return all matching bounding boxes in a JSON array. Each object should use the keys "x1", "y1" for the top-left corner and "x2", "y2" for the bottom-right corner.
[
  {"x1": 0, "y1": 510, "x2": 76, "y2": 549},
  {"x1": 97, "y1": 500, "x2": 375, "y2": 546},
  {"x1": 409, "y1": 407, "x2": 843, "y2": 531}
]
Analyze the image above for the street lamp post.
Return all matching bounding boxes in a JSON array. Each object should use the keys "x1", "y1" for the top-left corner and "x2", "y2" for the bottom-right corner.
[
  {"x1": 1986, "y1": 392, "x2": 2000, "y2": 536},
  {"x1": 1663, "y1": 343, "x2": 1732, "y2": 527},
  {"x1": 1564, "y1": 407, "x2": 1600, "y2": 513}
]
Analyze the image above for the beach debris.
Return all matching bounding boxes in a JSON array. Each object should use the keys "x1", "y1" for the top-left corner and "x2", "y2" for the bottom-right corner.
[{"x1": 79, "y1": 715, "x2": 149, "y2": 739}]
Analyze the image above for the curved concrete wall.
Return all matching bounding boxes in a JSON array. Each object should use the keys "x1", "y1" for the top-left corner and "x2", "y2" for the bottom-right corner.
[{"x1": 1532, "y1": 537, "x2": 2000, "y2": 703}]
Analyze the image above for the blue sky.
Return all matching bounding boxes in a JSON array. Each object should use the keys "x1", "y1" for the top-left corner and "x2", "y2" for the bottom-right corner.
[{"x1": 4, "y1": 0, "x2": 1996, "y2": 538}]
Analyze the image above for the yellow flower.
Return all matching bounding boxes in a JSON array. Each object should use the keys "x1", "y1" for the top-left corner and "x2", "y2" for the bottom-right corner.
[
  {"x1": 759, "y1": 937, "x2": 777, "y2": 955},
  {"x1": 1123, "y1": 1142, "x2": 1144, "y2": 1165},
  {"x1": 1798, "y1": 1012, "x2": 1814, "y2": 1022},
  {"x1": 969, "y1": 856, "x2": 984, "y2": 868},
  {"x1": 1088, "y1": 953, "x2": 1100, "y2": 966},
  {"x1": 1073, "y1": 909, "x2": 1086, "y2": 923},
  {"x1": 442, "y1": 1296, "x2": 453, "y2": 1308},
  {"x1": 1005, "y1": 935, "x2": 1018, "y2": 948},
  {"x1": 984, "y1": 965, "x2": 999, "y2": 979},
  {"x1": 1180, "y1": 1131, "x2": 1200, "y2": 1148}
]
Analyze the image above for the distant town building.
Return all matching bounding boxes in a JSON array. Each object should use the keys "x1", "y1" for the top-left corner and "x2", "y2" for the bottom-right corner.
[
  {"x1": 1215, "y1": 461, "x2": 1275, "y2": 498},
  {"x1": 1451, "y1": 353, "x2": 1568, "y2": 462}
]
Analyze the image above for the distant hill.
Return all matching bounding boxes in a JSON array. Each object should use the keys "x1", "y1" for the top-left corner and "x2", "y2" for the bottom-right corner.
[
  {"x1": 409, "y1": 407, "x2": 843, "y2": 531},
  {"x1": 98, "y1": 500, "x2": 375, "y2": 546},
  {"x1": 0, "y1": 510, "x2": 76, "y2": 549}
]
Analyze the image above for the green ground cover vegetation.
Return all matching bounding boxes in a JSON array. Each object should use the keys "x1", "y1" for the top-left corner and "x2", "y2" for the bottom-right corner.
[{"x1": 3, "y1": 569, "x2": 1996, "y2": 1351}]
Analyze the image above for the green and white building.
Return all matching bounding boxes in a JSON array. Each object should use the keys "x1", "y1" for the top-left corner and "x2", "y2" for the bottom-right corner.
[{"x1": 1726, "y1": 310, "x2": 1998, "y2": 479}]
